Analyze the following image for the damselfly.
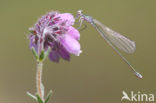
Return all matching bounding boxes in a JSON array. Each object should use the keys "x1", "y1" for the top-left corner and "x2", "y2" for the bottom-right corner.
[{"x1": 76, "y1": 10, "x2": 142, "y2": 79}]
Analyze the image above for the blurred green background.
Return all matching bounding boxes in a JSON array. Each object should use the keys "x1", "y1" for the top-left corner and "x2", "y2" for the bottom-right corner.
[{"x1": 0, "y1": 0, "x2": 156, "y2": 103}]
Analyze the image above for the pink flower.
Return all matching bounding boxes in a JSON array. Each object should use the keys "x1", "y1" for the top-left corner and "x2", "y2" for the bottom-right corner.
[{"x1": 29, "y1": 11, "x2": 81, "y2": 62}]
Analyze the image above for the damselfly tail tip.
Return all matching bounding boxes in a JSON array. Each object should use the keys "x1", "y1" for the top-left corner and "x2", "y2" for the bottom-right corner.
[{"x1": 135, "y1": 72, "x2": 143, "y2": 79}]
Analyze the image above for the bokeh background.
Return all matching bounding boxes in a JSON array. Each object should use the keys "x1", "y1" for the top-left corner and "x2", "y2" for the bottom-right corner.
[{"x1": 0, "y1": 0, "x2": 156, "y2": 103}]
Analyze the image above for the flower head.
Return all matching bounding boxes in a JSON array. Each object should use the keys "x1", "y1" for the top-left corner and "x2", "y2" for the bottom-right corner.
[{"x1": 29, "y1": 11, "x2": 81, "y2": 62}]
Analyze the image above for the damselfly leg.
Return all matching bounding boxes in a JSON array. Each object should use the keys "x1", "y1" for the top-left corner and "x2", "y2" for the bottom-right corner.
[{"x1": 75, "y1": 16, "x2": 88, "y2": 31}]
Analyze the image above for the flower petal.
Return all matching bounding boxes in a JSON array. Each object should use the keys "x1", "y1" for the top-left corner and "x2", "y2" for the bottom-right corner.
[
  {"x1": 60, "y1": 35, "x2": 81, "y2": 56},
  {"x1": 67, "y1": 26, "x2": 80, "y2": 40},
  {"x1": 29, "y1": 35, "x2": 38, "y2": 53},
  {"x1": 59, "y1": 46, "x2": 70, "y2": 61},
  {"x1": 57, "y1": 13, "x2": 75, "y2": 26},
  {"x1": 49, "y1": 50, "x2": 60, "y2": 62}
]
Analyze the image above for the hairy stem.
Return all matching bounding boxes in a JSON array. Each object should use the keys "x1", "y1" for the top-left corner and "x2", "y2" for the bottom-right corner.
[{"x1": 36, "y1": 61, "x2": 44, "y2": 100}]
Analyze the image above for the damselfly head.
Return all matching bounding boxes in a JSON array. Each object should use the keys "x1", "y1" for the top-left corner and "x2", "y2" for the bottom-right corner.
[
  {"x1": 77, "y1": 10, "x2": 83, "y2": 17},
  {"x1": 77, "y1": 10, "x2": 82, "y2": 14}
]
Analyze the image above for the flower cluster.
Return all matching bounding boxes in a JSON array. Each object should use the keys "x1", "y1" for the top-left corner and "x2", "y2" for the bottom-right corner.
[{"x1": 29, "y1": 11, "x2": 82, "y2": 62}]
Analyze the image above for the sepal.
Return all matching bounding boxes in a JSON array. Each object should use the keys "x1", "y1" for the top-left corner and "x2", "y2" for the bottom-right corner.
[
  {"x1": 39, "y1": 48, "x2": 51, "y2": 62},
  {"x1": 32, "y1": 47, "x2": 39, "y2": 60}
]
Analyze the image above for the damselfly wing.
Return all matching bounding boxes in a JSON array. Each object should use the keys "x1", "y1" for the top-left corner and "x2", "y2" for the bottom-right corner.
[
  {"x1": 76, "y1": 10, "x2": 142, "y2": 78},
  {"x1": 93, "y1": 19, "x2": 136, "y2": 54}
]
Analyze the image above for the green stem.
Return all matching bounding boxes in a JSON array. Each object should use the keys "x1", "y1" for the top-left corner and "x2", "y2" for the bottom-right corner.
[{"x1": 36, "y1": 61, "x2": 44, "y2": 101}]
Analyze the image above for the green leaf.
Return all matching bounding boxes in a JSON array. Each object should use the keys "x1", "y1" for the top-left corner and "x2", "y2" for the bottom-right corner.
[
  {"x1": 26, "y1": 92, "x2": 37, "y2": 101},
  {"x1": 32, "y1": 47, "x2": 39, "y2": 60},
  {"x1": 45, "y1": 90, "x2": 53, "y2": 103},
  {"x1": 36, "y1": 94, "x2": 43, "y2": 103}
]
